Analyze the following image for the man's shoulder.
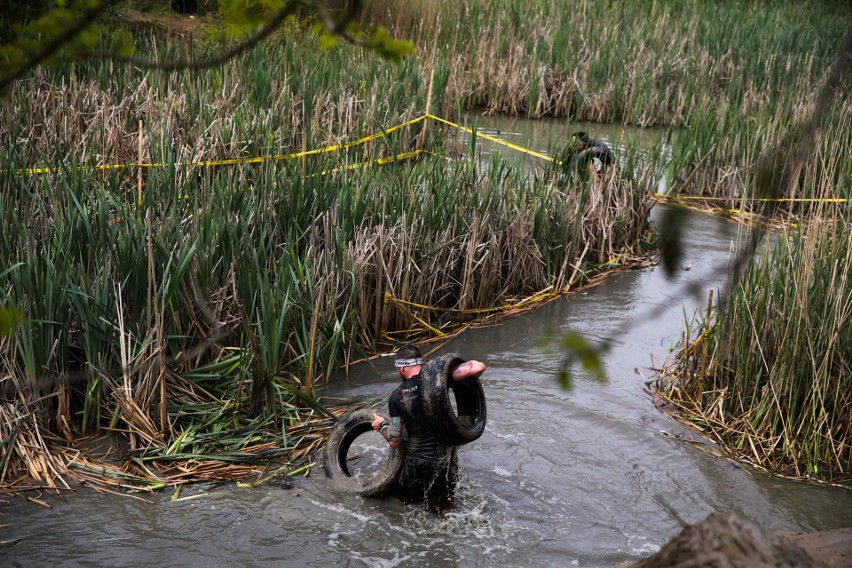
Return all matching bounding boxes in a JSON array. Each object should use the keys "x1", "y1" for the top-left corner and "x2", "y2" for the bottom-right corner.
[
  {"x1": 392, "y1": 375, "x2": 421, "y2": 398},
  {"x1": 389, "y1": 380, "x2": 411, "y2": 401}
]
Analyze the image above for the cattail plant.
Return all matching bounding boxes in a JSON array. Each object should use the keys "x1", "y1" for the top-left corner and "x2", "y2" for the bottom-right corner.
[{"x1": 658, "y1": 201, "x2": 851, "y2": 482}]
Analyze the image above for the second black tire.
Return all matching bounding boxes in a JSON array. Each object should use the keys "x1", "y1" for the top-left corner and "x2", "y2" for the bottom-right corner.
[
  {"x1": 323, "y1": 409, "x2": 403, "y2": 497},
  {"x1": 419, "y1": 353, "x2": 487, "y2": 446}
]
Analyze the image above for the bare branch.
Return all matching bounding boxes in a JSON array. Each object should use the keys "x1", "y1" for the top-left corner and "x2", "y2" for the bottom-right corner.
[
  {"x1": 88, "y1": 1, "x2": 300, "y2": 71},
  {"x1": 0, "y1": 0, "x2": 124, "y2": 94}
]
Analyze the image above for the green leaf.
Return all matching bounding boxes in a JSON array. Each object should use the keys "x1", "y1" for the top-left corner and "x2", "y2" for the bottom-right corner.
[
  {"x1": 115, "y1": 31, "x2": 134, "y2": 58},
  {"x1": 363, "y1": 26, "x2": 415, "y2": 63},
  {"x1": 0, "y1": 306, "x2": 24, "y2": 337},
  {"x1": 318, "y1": 33, "x2": 338, "y2": 49},
  {"x1": 558, "y1": 330, "x2": 607, "y2": 388},
  {"x1": 381, "y1": 38, "x2": 415, "y2": 61}
]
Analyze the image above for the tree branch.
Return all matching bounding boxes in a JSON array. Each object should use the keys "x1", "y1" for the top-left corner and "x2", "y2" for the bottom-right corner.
[
  {"x1": 0, "y1": 0, "x2": 124, "y2": 94},
  {"x1": 88, "y1": 1, "x2": 300, "y2": 71}
]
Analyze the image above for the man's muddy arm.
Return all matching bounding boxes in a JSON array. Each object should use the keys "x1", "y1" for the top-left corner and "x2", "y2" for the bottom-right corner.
[
  {"x1": 451, "y1": 360, "x2": 486, "y2": 381},
  {"x1": 372, "y1": 413, "x2": 404, "y2": 448}
]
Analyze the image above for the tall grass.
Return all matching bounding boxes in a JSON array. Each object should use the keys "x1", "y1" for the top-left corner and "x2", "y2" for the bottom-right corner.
[
  {"x1": 366, "y1": 0, "x2": 847, "y2": 121},
  {"x1": 659, "y1": 205, "x2": 851, "y2": 482},
  {"x1": 0, "y1": 121, "x2": 652, "y2": 488},
  {"x1": 362, "y1": 0, "x2": 851, "y2": 209},
  {"x1": 4, "y1": 0, "x2": 846, "y2": 488},
  {"x1": 0, "y1": 32, "x2": 428, "y2": 171},
  {"x1": 4, "y1": 0, "x2": 849, "y2": 208}
]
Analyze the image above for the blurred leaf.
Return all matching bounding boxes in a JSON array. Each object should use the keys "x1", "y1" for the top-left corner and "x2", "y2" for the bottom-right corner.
[
  {"x1": 364, "y1": 26, "x2": 414, "y2": 63},
  {"x1": 0, "y1": 306, "x2": 24, "y2": 337},
  {"x1": 657, "y1": 205, "x2": 687, "y2": 278},
  {"x1": 115, "y1": 30, "x2": 134, "y2": 58},
  {"x1": 557, "y1": 330, "x2": 607, "y2": 389},
  {"x1": 557, "y1": 369, "x2": 572, "y2": 390},
  {"x1": 318, "y1": 33, "x2": 338, "y2": 49}
]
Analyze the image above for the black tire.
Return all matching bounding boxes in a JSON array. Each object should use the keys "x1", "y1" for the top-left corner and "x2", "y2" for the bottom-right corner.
[
  {"x1": 419, "y1": 353, "x2": 487, "y2": 446},
  {"x1": 323, "y1": 409, "x2": 403, "y2": 497},
  {"x1": 577, "y1": 147, "x2": 613, "y2": 174}
]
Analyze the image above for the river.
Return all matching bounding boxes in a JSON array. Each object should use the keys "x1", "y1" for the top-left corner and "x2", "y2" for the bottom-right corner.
[{"x1": 3, "y1": 115, "x2": 851, "y2": 568}]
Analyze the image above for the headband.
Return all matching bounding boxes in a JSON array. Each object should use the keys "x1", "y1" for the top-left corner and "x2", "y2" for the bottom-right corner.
[{"x1": 394, "y1": 358, "x2": 423, "y2": 368}]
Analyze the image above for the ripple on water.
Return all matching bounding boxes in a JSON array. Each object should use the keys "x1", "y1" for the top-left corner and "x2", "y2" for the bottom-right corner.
[{"x1": 317, "y1": 479, "x2": 546, "y2": 567}]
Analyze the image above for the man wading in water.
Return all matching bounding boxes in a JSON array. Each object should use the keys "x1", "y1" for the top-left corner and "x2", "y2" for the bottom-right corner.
[
  {"x1": 371, "y1": 344, "x2": 486, "y2": 512},
  {"x1": 558, "y1": 131, "x2": 614, "y2": 182}
]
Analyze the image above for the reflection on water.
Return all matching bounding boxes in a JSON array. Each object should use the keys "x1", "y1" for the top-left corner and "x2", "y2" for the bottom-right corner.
[
  {"x1": 4, "y1": 117, "x2": 851, "y2": 568},
  {"x1": 461, "y1": 111, "x2": 668, "y2": 154}
]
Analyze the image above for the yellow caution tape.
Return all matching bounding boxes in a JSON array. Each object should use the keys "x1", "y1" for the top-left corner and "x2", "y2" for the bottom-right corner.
[
  {"x1": 655, "y1": 193, "x2": 848, "y2": 204},
  {"x1": 16, "y1": 114, "x2": 428, "y2": 176},
  {"x1": 380, "y1": 252, "x2": 633, "y2": 340},
  {"x1": 387, "y1": 295, "x2": 447, "y2": 337},
  {"x1": 426, "y1": 113, "x2": 556, "y2": 163},
  {"x1": 384, "y1": 252, "x2": 621, "y2": 322},
  {"x1": 13, "y1": 111, "x2": 852, "y2": 213},
  {"x1": 22, "y1": 163, "x2": 132, "y2": 175},
  {"x1": 387, "y1": 289, "x2": 551, "y2": 317},
  {"x1": 265, "y1": 114, "x2": 426, "y2": 162},
  {"x1": 313, "y1": 150, "x2": 424, "y2": 177}
]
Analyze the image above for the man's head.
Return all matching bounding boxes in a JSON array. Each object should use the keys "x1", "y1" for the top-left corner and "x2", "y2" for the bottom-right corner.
[
  {"x1": 394, "y1": 343, "x2": 423, "y2": 379},
  {"x1": 573, "y1": 131, "x2": 591, "y2": 152}
]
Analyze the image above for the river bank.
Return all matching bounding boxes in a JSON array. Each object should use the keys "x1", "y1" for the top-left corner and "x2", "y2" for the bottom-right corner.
[
  {"x1": 5, "y1": 206, "x2": 852, "y2": 567},
  {"x1": 2, "y1": 7, "x2": 850, "y2": 566}
]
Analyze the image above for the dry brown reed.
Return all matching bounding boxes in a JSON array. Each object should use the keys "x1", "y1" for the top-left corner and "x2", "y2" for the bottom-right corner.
[
  {"x1": 363, "y1": 0, "x2": 843, "y2": 123},
  {"x1": 655, "y1": 211, "x2": 852, "y2": 483},
  {"x1": 343, "y1": 169, "x2": 650, "y2": 346},
  {"x1": 2, "y1": 60, "x2": 421, "y2": 173}
]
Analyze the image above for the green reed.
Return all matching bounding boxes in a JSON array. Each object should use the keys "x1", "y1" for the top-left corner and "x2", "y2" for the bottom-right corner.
[
  {"x1": 664, "y1": 216, "x2": 851, "y2": 481},
  {"x1": 363, "y1": 0, "x2": 851, "y2": 207},
  {"x1": 0, "y1": 116, "x2": 652, "y2": 485},
  {"x1": 5, "y1": 0, "x2": 847, "y2": 210},
  {"x1": 8, "y1": 0, "x2": 844, "y2": 485},
  {"x1": 367, "y1": 0, "x2": 847, "y2": 120}
]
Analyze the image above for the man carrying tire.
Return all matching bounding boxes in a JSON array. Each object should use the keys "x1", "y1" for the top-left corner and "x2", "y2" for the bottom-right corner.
[
  {"x1": 559, "y1": 130, "x2": 614, "y2": 182},
  {"x1": 371, "y1": 344, "x2": 486, "y2": 513}
]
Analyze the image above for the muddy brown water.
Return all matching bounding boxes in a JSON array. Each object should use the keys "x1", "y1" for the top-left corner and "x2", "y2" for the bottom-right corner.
[{"x1": 3, "y1": 115, "x2": 851, "y2": 568}]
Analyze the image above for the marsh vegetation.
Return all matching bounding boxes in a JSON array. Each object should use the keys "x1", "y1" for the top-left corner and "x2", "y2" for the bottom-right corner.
[{"x1": 1, "y1": 0, "x2": 849, "y2": 494}]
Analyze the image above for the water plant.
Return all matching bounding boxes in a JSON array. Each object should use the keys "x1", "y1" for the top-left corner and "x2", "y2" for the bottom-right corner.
[
  {"x1": 657, "y1": 212, "x2": 851, "y2": 482},
  {"x1": 5, "y1": 0, "x2": 849, "y2": 209},
  {"x1": 3, "y1": 0, "x2": 847, "y2": 493},
  {"x1": 0, "y1": 117, "x2": 653, "y2": 491}
]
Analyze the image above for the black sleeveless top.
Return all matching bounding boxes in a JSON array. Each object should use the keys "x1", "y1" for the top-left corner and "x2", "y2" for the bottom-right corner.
[{"x1": 388, "y1": 374, "x2": 447, "y2": 460}]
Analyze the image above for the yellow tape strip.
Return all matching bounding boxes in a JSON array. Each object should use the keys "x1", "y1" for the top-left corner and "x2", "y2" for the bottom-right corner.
[
  {"x1": 387, "y1": 289, "x2": 552, "y2": 318},
  {"x1": 19, "y1": 112, "x2": 552, "y2": 176},
  {"x1": 391, "y1": 299, "x2": 446, "y2": 337},
  {"x1": 382, "y1": 252, "x2": 624, "y2": 342},
  {"x1": 18, "y1": 110, "x2": 851, "y2": 215},
  {"x1": 22, "y1": 163, "x2": 132, "y2": 175},
  {"x1": 655, "y1": 193, "x2": 848, "y2": 204},
  {"x1": 316, "y1": 150, "x2": 423, "y2": 176},
  {"x1": 426, "y1": 113, "x2": 555, "y2": 163},
  {"x1": 16, "y1": 115, "x2": 428, "y2": 176},
  {"x1": 263, "y1": 114, "x2": 426, "y2": 162}
]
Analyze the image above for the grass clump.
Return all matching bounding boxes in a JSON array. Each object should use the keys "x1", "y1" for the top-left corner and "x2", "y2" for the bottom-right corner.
[
  {"x1": 657, "y1": 215, "x2": 852, "y2": 483},
  {"x1": 0, "y1": 126, "x2": 653, "y2": 492}
]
